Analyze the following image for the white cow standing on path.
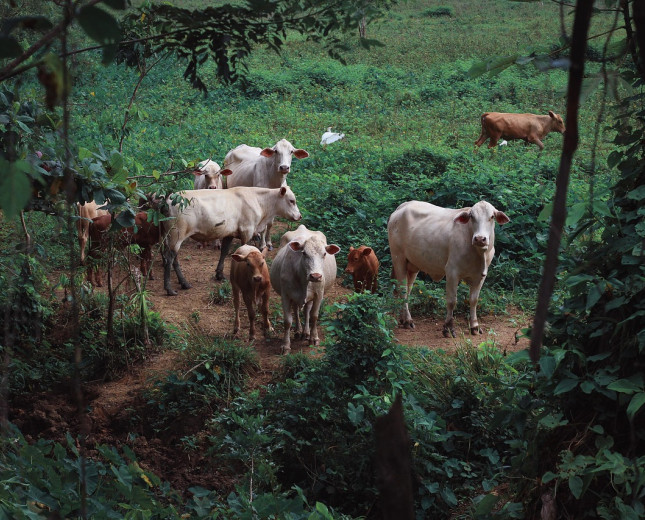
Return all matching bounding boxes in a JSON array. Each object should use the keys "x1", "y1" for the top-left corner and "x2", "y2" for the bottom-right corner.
[
  {"x1": 270, "y1": 225, "x2": 340, "y2": 353},
  {"x1": 161, "y1": 186, "x2": 301, "y2": 295},
  {"x1": 387, "y1": 200, "x2": 510, "y2": 337},
  {"x1": 223, "y1": 139, "x2": 309, "y2": 250}
]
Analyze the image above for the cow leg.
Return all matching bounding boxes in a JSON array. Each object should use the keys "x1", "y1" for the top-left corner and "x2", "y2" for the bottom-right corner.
[
  {"x1": 391, "y1": 257, "x2": 415, "y2": 328},
  {"x1": 301, "y1": 300, "x2": 314, "y2": 340},
  {"x1": 468, "y1": 278, "x2": 486, "y2": 335},
  {"x1": 163, "y1": 248, "x2": 178, "y2": 296},
  {"x1": 527, "y1": 136, "x2": 545, "y2": 151},
  {"x1": 474, "y1": 129, "x2": 488, "y2": 148},
  {"x1": 141, "y1": 247, "x2": 153, "y2": 280},
  {"x1": 443, "y1": 274, "x2": 459, "y2": 338},
  {"x1": 280, "y1": 297, "x2": 293, "y2": 353},
  {"x1": 216, "y1": 236, "x2": 234, "y2": 281},
  {"x1": 242, "y1": 292, "x2": 257, "y2": 342},
  {"x1": 261, "y1": 292, "x2": 273, "y2": 338},
  {"x1": 232, "y1": 285, "x2": 241, "y2": 336},
  {"x1": 293, "y1": 301, "x2": 304, "y2": 339},
  {"x1": 264, "y1": 218, "x2": 275, "y2": 251},
  {"x1": 308, "y1": 300, "x2": 322, "y2": 346}
]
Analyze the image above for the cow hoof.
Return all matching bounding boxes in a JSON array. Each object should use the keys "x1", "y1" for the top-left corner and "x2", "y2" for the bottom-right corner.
[
  {"x1": 281, "y1": 346, "x2": 291, "y2": 355},
  {"x1": 442, "y1": 328, "x2": 456, "y2": 338},
  {"x1": 267, "y1": 244, "x2": 274, "y2": 251},
  {"x1": 166, "y1": 288, "x2": 178, "y2": 296},
  {"x1": 402, "y1": 321, "x2": 415, "y2": 329},
  {"x1": 215, "y1": 272, "x2": 226, "y2": 281},
  {"x1": 470, "y1": 327, "x2": 483, "y2": 335},
  {"x1": 181, "y1": 282, "x2": 192, "y2": 290}
]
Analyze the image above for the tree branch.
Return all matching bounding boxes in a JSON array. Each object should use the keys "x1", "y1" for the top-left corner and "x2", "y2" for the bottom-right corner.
[{"x1": 530, "y1": 0, "x2": 594, "y2": 365}]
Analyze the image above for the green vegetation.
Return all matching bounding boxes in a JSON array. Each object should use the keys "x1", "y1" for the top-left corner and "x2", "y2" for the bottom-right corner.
[{"x1": 1, "y1": 0, "x2": 643, "y2": 519}]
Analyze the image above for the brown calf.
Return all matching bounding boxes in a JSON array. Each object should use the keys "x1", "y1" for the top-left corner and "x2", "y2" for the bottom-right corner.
[
  {"x1": 87, "y1": 212, "x2": 160, "y2": 286},
  {"x1": 345, "y1": 245, "x2": 379, "y2": 293},
  {"x1": 474, "y1": 111, "x2": 565, "y2": 151},
  {"x1": 230, "y1": 245, "x2": 274, "y2": 341}
]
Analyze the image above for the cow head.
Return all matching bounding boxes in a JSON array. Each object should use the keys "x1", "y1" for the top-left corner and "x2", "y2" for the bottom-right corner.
[
  {"x1": 345, "y1": 246, "x2": 373, "y2": 274},
  {"x1": 193, "y1": 160, "x2": 233, "y2": 189},
  {"x1": 260, "y1": 139, "x2": 309, "y2": 175},
  {"x1": 232, "y1": 247, "x2": 268, "y2": 284},
  {"x1": 454, "y1": 201, "x2": 510, "y2": 251},
  {"x1": 276, "y1": 186, "x2": 302, "y2": 222},
  {"x1": 548, "y1": 111, "x2": 566, "y2": 134},
  {"x1": 288, "y1": 239, "x2": 339, "y2": 283}
]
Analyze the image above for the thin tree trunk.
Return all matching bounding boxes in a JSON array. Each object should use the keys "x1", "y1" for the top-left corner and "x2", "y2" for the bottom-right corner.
[{"x1": 530, "y1": 0, "x2": 594, "y2": 364}]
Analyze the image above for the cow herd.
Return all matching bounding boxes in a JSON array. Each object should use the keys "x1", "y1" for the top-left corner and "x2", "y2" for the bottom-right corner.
[{"x1": 80, "y1": 110, "x2": 565, "y2": 350}]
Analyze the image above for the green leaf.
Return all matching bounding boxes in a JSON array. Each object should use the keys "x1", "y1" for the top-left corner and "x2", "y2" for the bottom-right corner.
[
  {"x1": 569, "y1": 475, "x2": 584, "y2": 499},
  {"x1": 541, "y1": 471, "x2": 557, "y2": 484},
  {"x1": 0, "y1": 160, "x2": 32, "y2": 218},
  {"x1": 77, "y1": 5, "x2": 121, "y2": 45},
  {"x1": 626, "y1": 185, "x2": 645, "y2": 201},
  {"x1": 554, "y1": 378, "x2": 579, "y2": 395},
  {"x1": 626, "y1": 392, "x2": 645, "y2": 421},
  {"x1": 538, "y1": 202, "x2": 553, "y2": 221},
  {"x1": 566, "y1": 202, "x2": 587, "y2": 227},
  {"x1": 347, "y1": 402, "x2": 364, "y2": 426},
  {"x1": 474, "y1": 493, "x2": 500, "y2": 515},
  {"x1": 607, "y1": 378, "x2": 643, "y2": 394}
]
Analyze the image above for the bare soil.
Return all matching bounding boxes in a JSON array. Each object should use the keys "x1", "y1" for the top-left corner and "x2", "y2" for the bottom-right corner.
[{"x1": 10, "y1": 228, "x2": 531, "y2": 495}]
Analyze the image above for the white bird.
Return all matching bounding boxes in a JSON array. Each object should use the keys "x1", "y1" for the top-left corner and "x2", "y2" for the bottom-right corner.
[
  {"x1": 321, "y1": 127, "x2": 345, "y2": 146},
  {"x1": 498, "y1": 139, "x2": 508, "y2": 147}
]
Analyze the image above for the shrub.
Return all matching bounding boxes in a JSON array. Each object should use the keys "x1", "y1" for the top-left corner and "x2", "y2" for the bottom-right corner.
[{"x1": 422, "y1": 6, "x2": 454, "y2": 18}]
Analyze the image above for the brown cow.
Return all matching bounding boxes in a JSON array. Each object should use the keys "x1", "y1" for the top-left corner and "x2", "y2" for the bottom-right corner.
[
  {"x1": 87, "y1": 212, "x2": 160, "y2": 286},
  {"x1": 230, "y1": 245, "x2": 273, "y2": 342},
  {"x1": 77, "y1": 201, "x2": 109, "y2": 264},
  {"x1": 345, "y1": 246, "x2": 379, "y2": 293},
  {"x1": 474, "y1": 111, "x2": 565, "y2": 151}
]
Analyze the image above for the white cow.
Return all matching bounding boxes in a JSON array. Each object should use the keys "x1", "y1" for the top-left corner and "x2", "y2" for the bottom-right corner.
[
  {"x1": 77, "y1": 200, "x2": 109, "y2": 263},
  {"x1": 387, "y1": 200, "x2": 510, "y2": 337},
  {"x1": 192, "y1": 159, "x2": 232, "y2": 190},
  {"x1": 224, "y1": 139, "x2": 309, "y2": 250},
  {"x1": 192, "y1": 160, "x2": 232, "y2": 250},
  {"x1": 162, "y1": 186, "x2": 302, "y2": 295},
  {"x1": 270, "y1": 225, "x2": 340, "y2": 353}
]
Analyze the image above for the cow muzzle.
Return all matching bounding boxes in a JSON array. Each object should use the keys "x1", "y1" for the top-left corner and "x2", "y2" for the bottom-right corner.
[
  {"x1": 279, "y1": 165, "x2": 290, "y2": 173},
  {"x1": 252, "y1": 275, "x2": 263, "y2": 283},
  {"x1": 308, "y1": 273, "x2": 323, "y2": 282},
  {"x1": 472, "y1": 236, "x2": 489, "y2": 249}
]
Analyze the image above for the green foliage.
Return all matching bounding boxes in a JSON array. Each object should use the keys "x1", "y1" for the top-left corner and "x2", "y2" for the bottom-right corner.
[
  {"x1": 422, "y1": 6, "x2": 454, "y2": 18},
  {"x1": 1, "y1": 423, "x2": 357, "y2": 519},
  {"x1": 208, "y1": 280, "x2": 232, "y2": 305},
  {"x1": 144, "y1": 335, "x2": 259, "y2": 432}
]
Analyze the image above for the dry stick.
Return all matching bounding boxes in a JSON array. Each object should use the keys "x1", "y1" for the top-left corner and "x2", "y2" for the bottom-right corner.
[
  {"x1": 530, "y1": 0, "x2": 594, "y2": 365},
  {"x1": 118, "y1": 54, "x2": 165, "y2": 153}
]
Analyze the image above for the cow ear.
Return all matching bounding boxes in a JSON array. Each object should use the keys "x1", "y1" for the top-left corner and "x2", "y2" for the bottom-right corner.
[
  {"x1": 293, "y1": 149, "x2": 309, "y2": 159},
  {"x1": 261, "y1": 246, "x2": 269, "y2": 258},
  {"x1": 326, "y1": 244, "x2": 341, "y2": 255},
  {"x1": 220, "y1": 168, "x2": 233, "y2": 176},
  {"x1": 362, "y1": 247, "x2": 373, "y2": 256},
  {"x1": 279, "y1": 186, "x2": 287, "y2": 196},
  {"x1": 548, "y1": 110, "x2": 555, "y2": 118},
  {"x1": 349, "y1": 246, "x2": 354, "y2": 252},
  {"x1": 288, "y1": 241, "x2": 303, "y2": 252},
  {"x1": 454, "y1": 211, "x2": 471, "y2": 224},
  {"x1": 494, "y1": 211, "x2": 510, "y2": 224},
  {"x1": 260, "y1": 147, "x2": 276, "y2": 157},
  {"x1": 232, "y1": 254, "x2": 245, "y2": 263},
  {"x1": 192, "y1": 170, "x2": 203, "y2": 177}
]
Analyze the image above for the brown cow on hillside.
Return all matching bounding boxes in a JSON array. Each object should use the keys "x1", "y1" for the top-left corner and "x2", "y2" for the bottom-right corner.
[
  {"x1": 345, "y1": 246, "x2": 379, "y2": 293},
  {"x1": 474, "y1": 111, "x2": 565, "y2": 151},
  {"x1": 230, "y1": 245, "x2": 273, "y2": 342},
  {"x1": 87, "y1": 212, "x2": 160, "y2": 286}
]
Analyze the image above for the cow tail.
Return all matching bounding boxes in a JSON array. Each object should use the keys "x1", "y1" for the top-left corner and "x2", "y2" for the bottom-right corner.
[{"x1": 481, "y1": 112, "x2": 490, "y2": 126}]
